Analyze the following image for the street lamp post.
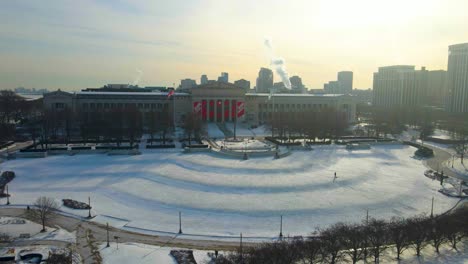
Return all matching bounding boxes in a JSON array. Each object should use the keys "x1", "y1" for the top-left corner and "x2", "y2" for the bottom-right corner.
[{"x1": 6, "y1": 185, "x2": 10, "y2": 205}]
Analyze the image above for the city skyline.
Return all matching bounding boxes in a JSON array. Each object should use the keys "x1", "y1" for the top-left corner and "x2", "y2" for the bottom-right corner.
[{"x1": 1, "y1": 0, "x2": 467, "y2": 91}]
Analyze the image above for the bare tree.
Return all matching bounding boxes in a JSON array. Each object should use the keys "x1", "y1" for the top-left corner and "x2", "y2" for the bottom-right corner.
[
  {"x1": 302, "y1": 238, "x2": 322, "y2": 264},
  {"x1": 320, "y1": 223, "x2": 347, "y2": 264},
  {"x1": 342, "y1": 223, "x2": 366, "y2": 264},
  {"x1": 407, "y1": 215, "x2": 429, "y2": 257},
  {"x1": 30, "y1": 196, "x2": 59, "y2": 232},
  {"x1": 367, "y1": 218, "x2": 388, "y2": 263},
  {"x1": 388, "y1": 217, "x2": 410, "y2": 260},
  {"x1": 429, "y1": 217, "x2": 447, "y2": 254}
]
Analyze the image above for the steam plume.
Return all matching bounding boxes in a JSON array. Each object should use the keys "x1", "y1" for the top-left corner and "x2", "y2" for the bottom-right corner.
[{"x1": 264, "y1": 38, "x2": 291, "y2": 89}]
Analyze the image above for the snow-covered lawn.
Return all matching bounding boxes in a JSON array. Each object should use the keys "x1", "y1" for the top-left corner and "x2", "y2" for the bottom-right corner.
[
  {"x1": 451, "y1": 158, "x2": 468, "y2": 177},
  {"x1": 0, "y1": 216, "x2": 75, "y2": 243},
  {"x1": 0, "y1": 144, "x2": 459, "y2": 239},
  {"x1": 99, "y1": 242, "x2": 211, "y2": 264},
  {"x1": 206, "y1": 123, "x2": 225, "y2": 138},
  {"x1": 215, "y1": 139, "x2": 273, "y2": 150},
  {"x1": 431, "y1": 129, "x2": 455, "y2": 140}
]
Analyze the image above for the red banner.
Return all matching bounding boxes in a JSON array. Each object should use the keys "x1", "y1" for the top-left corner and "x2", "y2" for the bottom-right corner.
[
  {"x1": 193, "y1": 101, "x2": 202, "y2": 114},
  {"x1": 236, "y1": 101, "x2": 245, "y2": 117}
]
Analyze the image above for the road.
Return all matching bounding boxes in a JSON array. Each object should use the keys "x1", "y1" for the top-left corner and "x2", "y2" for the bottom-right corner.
[
  {"x1": 424, "y1": 143, "x2": 468, "y2": 181},
  {"x1": 0, "y1": 207, "x2": 249, "y2": 263}
]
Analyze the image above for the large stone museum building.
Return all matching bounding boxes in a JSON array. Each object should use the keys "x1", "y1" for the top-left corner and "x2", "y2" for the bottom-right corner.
[{"x1": 44, "y1": 82, "x2": 356, "y2": 127}]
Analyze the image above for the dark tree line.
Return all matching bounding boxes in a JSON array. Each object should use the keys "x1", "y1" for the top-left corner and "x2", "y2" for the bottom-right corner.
[
  {"x1": 212, "y1": 208, "x2": 468, "y2": 264},
  {"x1": 182, "y1": 112, "x2": 204, "y2": 145},
  {"x1": 266, "y1": 108, "x2": 349, "y2": 142},
  {"x1": 0, "y1": 90, "x2": 40, "y2": 143}
]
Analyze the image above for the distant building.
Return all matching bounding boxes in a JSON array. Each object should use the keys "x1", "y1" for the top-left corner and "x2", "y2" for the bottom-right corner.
[
  {"x1": 234, "y1": 79, "x2": 251, "y2": 90},
  {"x1": 256, "y1": 68, "x2": 274, "y2": 93},
  {"x1": 337, "y1": 71, "x2": 353, "y2": 94},
  {"x1": 373, "y1": 65, "x2": 429, "y2": 108},
  {"x1": 426, "y1": 70, "x2": 447, "y2": 107},
  {"x1": 324, "y1": 81, "x2": 339, "y2": 94},
  {"x1": 447, "y1": 43, "x2": 468, "y2": 112},
  {"x1": 180, "y1": 79, "x2": 197, "y2": 90},
  {"x1": 351, "y1": 89, "x2": 373, "y2": 104},
  {"x1": 289, "y1": 76, "x2": 304, "y2": 93},
  {"x1": 201, "y1": 75, "x2": 208, "y2": 85},
  {"x1": 217, "y1": 72, "x2": 229, "y2": 83}
]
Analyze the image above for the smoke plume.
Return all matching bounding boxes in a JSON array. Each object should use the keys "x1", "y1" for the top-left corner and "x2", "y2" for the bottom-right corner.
[{"x1": 264, "y1": 38, "x2": 291, "y2": 89}]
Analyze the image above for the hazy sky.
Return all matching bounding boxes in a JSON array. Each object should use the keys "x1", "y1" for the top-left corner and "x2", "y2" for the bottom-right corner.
[{"x1": 1, "y1": 0, "x2": 467, "y2": 91}]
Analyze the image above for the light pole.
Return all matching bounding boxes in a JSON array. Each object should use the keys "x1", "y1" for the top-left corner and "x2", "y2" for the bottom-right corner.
[
  {"x1": 431, "y1": 196, "x2": 435, "y2": 217},
  {"x1": 178, "y1": 211, "x2": 182, "y2": 234},
  {"x1": 279, "y1": 215, "x2": 283, "y2": 240},
  {"x1": 88, "y1": 196, "x2": 91, "y2": 218},
  {"x1": 106, "y1": 222, "x2": 110, "y2": 247},
  {"x1": 6, "y1": 185, "x2": 10, "y2": 205}
]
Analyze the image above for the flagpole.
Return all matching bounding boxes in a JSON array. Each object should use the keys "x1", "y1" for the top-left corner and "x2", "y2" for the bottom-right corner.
[{"x1": 173, "y1": 83, "x2": 176, "y2": 132}]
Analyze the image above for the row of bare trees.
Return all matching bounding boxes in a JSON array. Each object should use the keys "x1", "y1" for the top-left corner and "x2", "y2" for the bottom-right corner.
[
  {"x1": 214, "y1": 208, "x2": 467, "y2": 264},
  {"x1": 0, "y1": 90, "x2": 41, "y2": 143},
  {"x1": 267, "y1": 109, "x2": 349, "y2": 142},
  {"x1": 33, "y1": 106, "x2": 173, "y2": 148},
  {"x1": 358, "y1": 104, "x2": 468, "y2": 162}
]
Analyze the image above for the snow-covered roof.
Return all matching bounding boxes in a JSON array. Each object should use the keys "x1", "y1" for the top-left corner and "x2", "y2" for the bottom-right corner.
[
  {"x1": 246, "y1": 93, "x2": 346, "y2": 97},
  {"x1": 75, "y1": 91, "x2": 189, "y2": 96}
]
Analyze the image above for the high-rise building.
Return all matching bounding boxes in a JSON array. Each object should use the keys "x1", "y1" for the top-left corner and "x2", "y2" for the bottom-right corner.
[
  {"x1": 447, "y1": 43, "x2": 468, "y2": 112},
  {"x1": 372, "y1": 65, "x2": 430, "y2": 108},
  {"x1": 234, "y1": 79, "x2": 250, "y2": 90},
  {"x1": 324, "y1": 81, "x2": 339, "y2": 93},
  {"x1": 337, "y1": 71, "x2": 353, "y2": 94},
  {"x1": 201, "y1": 75, "x2": 208, "y2": 85},
  {"x1": 256, "y1": 67, "x2": 273, "y2": 93},
  {"x1": 218, "y1": 72, "x2": 229, "y2": 83},
  {"x1": 180, "y1": 79, "x2": 197, "y2": 90},
  {"x1": 426, "y1": 70, "x2": 447, "y2": 107},
  {"x1": 289, "y1": 75, "x2": 304, "y2": 93}
]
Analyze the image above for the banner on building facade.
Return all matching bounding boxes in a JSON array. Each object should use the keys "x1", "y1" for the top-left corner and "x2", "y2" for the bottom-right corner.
[
  {"x1": 236, "y1": 101, "x2": 245, "y2": 117},
  {"x1": 193, "y1": 101, "x2": 202, "y2": 114}
]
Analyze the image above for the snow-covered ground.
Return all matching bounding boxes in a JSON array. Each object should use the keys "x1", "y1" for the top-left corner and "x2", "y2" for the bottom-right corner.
[
  {"x1": 431, "y1": 129, "x2": 455, "y2": 140},
  {"x1": 450, "y1": 158, "x2": 468, "y2": 180},
  {"x1": 215, "y1": 139, "x2": 273, "y2": 150},
  {"x1": 99, "y1": 242, "x2": 211, "y2": 264},
  {"x1": 99, "y1": 241, "x2": 468, "y2": 264},
  {"x1": 0, "y1": 216, "x2": 75, "y2": 243},
  {"x1": 0, "y1": 144, "x2": 459, "y2": 239},
  {"x1": 206, "y1": 123, "x2": 225, "y2": 139}
]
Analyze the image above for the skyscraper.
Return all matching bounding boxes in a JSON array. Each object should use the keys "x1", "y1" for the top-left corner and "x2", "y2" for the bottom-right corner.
[
  {"x1": 180, "y1": 79, "x2": 197, "y2": 89},
  {"x1": 337, "y1": 71, "x2": 353, "y2": 94},
  {"x1": 234, "y1": 79, "x2": 251, "y2": 90},
  {"x1": 447, "y1": 43, "x2": 468, "y2": 112},
  {"x1": 201, "y1": 74, "x2": 208, "y2": 85},
  {"x1": 289, "y1": 75, "x2": 304, "y2": 93},
  {"x1": 218, "y1": 72, "x2": 229, "y2": 83},
  {"x1": 372, "y1": 65, "x2": 428, "y2": 108},
  {"x1": 256, "y1": 67, "x2": 273, "y2": 93}
]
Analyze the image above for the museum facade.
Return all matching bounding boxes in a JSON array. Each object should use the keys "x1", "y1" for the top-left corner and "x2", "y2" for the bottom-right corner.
[{"x1": 44, "y1": 82, "x2": 356, "y2": 127}]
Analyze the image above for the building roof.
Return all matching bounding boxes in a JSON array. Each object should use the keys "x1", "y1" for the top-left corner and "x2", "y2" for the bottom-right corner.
[
  {"x1": 194, "y1": 81, "x2": 243, "y2": 90},
  {"x1": 247, "y1": 93, "x2": 345, "y2": 97},
  {"x1": 75, "y1": 91, "x2": 189, "y2": 96}
]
